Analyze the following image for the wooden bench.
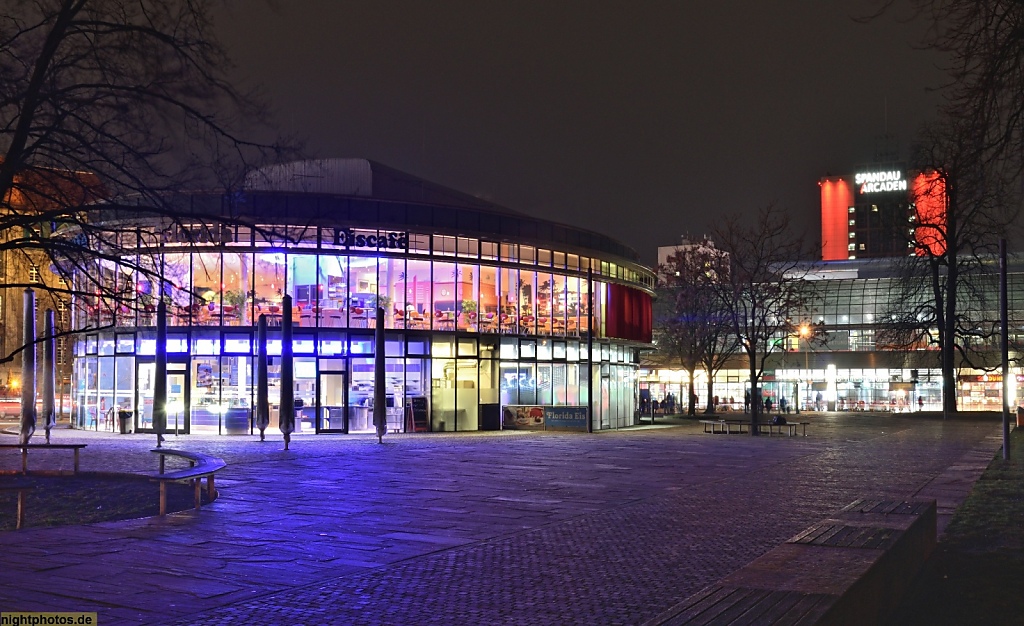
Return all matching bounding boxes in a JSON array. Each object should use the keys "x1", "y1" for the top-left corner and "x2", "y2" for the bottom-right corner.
[
  {"x1": 699, "y1": 419, "x2": 749, "y2": 434},
  {"x1": 0, "y1": 481, "x2": 33, "y2": 530},
  {"x1": 0, "y1": 443, "x2": 87, "y2": 474},
  {"x1": 149, "y1": 449, "x2": 226, "y2": 515},
  {"x1": 758, "y1": 420, "x2": 811, "y2": 437},
  {"x1": 645, "y1": 498, "x2": 937, "y2": 625}
]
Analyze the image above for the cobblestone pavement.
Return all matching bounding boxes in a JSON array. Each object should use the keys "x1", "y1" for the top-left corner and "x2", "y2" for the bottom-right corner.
[{"x1": 0, "y1": 414, "x2": 1001, "y2": 625}]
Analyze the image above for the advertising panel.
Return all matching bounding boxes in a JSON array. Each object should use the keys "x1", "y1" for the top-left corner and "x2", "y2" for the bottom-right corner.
[{"x1": 502, "y1": 405, "x2": 589, "y2": 432}]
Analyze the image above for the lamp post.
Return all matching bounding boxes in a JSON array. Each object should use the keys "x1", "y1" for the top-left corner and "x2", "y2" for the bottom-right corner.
[{"x1": 797, "y1": 324, "x2": 810, "y2": 414}]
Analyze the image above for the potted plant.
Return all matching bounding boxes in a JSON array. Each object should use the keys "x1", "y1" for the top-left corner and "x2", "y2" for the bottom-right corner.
[
  {"x1": 368, "y1": 294, "x2": 392, "y2": 312},
  {"x1": 459, "y1": 299, "x2": 477, "y2": 315},
  {"x1": 224, "y1": 290, "x2": 246, "y2": 309}
]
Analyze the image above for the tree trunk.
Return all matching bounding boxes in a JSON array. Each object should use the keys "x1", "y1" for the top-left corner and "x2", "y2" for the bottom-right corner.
[
  {"x1": 687, "y1": 367, "x2": 697, "y2": 415},
  {"x1": 749, "y1": 359, "x2": 760, "y2": 436},
  {"x1": 705, "y1": 369, "x2": 716, "y2": 414},
  {"x1": 942, "y1": 199, "x2": 959, "y2": 416}
]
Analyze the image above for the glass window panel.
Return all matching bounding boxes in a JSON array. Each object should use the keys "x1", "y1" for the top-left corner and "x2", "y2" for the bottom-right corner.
[
  {"x1": 458, "y1": 338, "x2": 477, "y2": 356},
  {"x1": 407, "y1": 338, "x2": 429, "y2": 355},
  {"x1": 521, "y1": 339, "x2": 536, "y2": 359},
  {"x1": 457, "y1": 263, "x2": 478, "y2": 332},
  {"x1": 347, "y1": 336, "x2": 371, "y2": 355},
  {"x1": 380, "y1": 257, "x2": 405, "y2": 329},
  {"x1": 223, "y1": 252, "x2": 252, "y2": 326},
  {"x1": 553, "y1": 341, "x2": 566, "y2": 359},
  {"x1": 566, "y1": 341, "x2": 579, "y2": 361},
  {"x1": 317, "y1": 254, "x2": 348, "y2": 328},
  {"x1": 500, "y1": 337, "x2": 518, "y2": 359},
  {"x1": 478, "y1": 265, "x2": 499, "y2": 332},
  {"x1": 537, "y1": 339, "x2": 552, "y2": 361},
  {"x1": 254, "y1": 252, "x2": 287, "y2": 320},
  {"x1": 457, "y1": 237, "x2": 479, "y2": 258},
  {"x1": 224, "y1": 335, "x2": 252, "y2": 353},
  {"x1": 319, "y1": 336, "x2": 346, "y2": 356},
  {"x1": 519, "y1": 270, "x2": 536, "y2": 334},
  {"x1": 289, "y1": 253, "x2": 318, "y2": 327},
  {"x1": 405, "y1": 259, "x2": 432, "y2": 325},
  {"x1": 433, "y1": 261, "x2": 457, "y2": 328},
  {"x1": 116, "y1": 335, "x2": 135, "y2": 353}
]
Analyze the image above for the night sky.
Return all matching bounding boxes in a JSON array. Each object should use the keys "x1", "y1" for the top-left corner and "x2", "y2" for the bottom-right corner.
[{"x1": 217, "y1": 1, "x2": 948, "y2": 266}]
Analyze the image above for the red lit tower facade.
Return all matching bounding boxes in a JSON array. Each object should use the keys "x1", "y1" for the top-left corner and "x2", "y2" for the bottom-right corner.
[{"x1": 820, "y1": 167, "x2": 947, "y2": 261}]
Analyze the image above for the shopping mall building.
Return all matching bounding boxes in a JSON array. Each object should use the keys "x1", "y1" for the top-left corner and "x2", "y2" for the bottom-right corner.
[
  {"x1": 71, "y1": 159, "x2": 654, "y2": 434},
  {"x1": 642, "y1": 165, "x2": 1024, "y2": 414}
]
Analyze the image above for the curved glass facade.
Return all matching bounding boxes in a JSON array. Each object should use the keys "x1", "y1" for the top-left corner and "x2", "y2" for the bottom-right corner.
[{"x1": 72, "y1": 194, "x2": 654, "y2": 435}]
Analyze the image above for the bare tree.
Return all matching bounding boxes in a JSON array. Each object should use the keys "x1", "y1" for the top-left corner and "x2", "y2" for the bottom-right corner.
[
  {"x1": 711, "y1": 205, "x2": 816, "y2": 434},
  {"x1": 655, "y1": 237, "x2": 738, "y2": 415},
  {"x1": 879, "y1": 112, "x2": 1019, "y2": 413},
  {"x1": 0, "y1": 0, "x2": 290, "y2": 368}
]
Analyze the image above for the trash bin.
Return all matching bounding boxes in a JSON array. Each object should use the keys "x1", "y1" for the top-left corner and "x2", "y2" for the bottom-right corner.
[
  {"x1": 480, "y1": 404, "x2": 501, "y2": 431},
  {"x1": 117, "y1": 410, "x2": 133, "y2": 434}
]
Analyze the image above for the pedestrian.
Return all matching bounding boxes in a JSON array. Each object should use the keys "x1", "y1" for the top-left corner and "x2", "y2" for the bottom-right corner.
[
  {"x1": 713, "y1": 395, "x2": 720, "y2": 412},
  {"x1": 652, "y1": 399, "x2": 659, "y2": 415},
  {"x1": 815, "y1": 391, "x2": 823, "y2": 411},
  {"x1": 918, "y1": 395, "x2": 924, "y2": 411},
  {"x1": 780, "y1": 396, "x2": 788, "y2": 414},
  {"x1": 744, "y1": 390, "x2": 750, "y2": 413},
  {"x1": 765, "y1": 397, "x2": 773, "y2": 413}
]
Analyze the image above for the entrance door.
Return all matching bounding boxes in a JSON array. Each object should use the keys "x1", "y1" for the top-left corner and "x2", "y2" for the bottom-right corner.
[
  {"x1": 318, "y1": 371, "x2": 348, "y2": 433},
  {"x1": 166, "y1": 372, "x2": 187, "y2": 435},
  {"x1": 135, "y1": 360, "x2": 190, "y2": 434}
]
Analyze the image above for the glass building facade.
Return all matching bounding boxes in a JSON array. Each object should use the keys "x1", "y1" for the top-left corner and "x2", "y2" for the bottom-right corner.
[
  {"x1": 71, "y1": 160, "x2": 655, "y2": 434},
  {"x1": 642, "y1": 258, "x2": 1024, "y2": 414}
]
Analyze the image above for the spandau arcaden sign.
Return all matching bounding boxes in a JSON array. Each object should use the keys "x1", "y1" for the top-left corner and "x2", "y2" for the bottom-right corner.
[{"x1": 855, "y1": 170, "x2": 907, "y2": 194}]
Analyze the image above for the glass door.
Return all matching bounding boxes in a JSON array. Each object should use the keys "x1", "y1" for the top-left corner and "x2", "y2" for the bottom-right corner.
[
  {"x1": 135, "y1": 360, "x2": 190, "y2": 434},
  {"x1": 167, "y1": 372, "x2": 187, "y2": 435},
  {"x1": 318, "y1": 370, "x2": 348, "y2": 433}
]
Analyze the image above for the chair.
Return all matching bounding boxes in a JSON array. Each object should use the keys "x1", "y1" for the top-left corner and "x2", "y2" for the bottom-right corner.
[
  {"x1": 520, "y1": 315, "x2": 535, "y2": 333},
  {"x1": 435, "y1": 310, "x2": 454, "y2": 330},
  {"x1": 351, "y1": 306, "x2": 367, "y2": 328},
  {"x1": 500, "y1": 313, "x2": 516, "y2": 333},
  {"x1": 480, "y1": 312, "x2": 497, "y2": 333}
]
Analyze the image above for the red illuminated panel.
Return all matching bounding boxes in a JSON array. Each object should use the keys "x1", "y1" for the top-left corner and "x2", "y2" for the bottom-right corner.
[
  {"x1": 912, "y1": 172, "x2": 946, "y2": 256},
  {"x1": 820, "y1": 177, "x2": 852, "y2": 260},
  {"x1": 605, "y1": 284, "x2": 652, "y2": 343}
]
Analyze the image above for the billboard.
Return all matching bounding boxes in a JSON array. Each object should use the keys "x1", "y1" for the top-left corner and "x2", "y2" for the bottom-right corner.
[{"x1": 502, "y1": 405, "x2": 589, "y2": 432}]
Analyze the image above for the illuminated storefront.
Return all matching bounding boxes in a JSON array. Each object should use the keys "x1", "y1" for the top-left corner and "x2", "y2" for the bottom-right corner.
[
  {"x1": 71, "y1": 159, "x2": 654, "y2": 434},
  {"x1": 642, "y1": 256, "x2": 1024, "y2": 414}
]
